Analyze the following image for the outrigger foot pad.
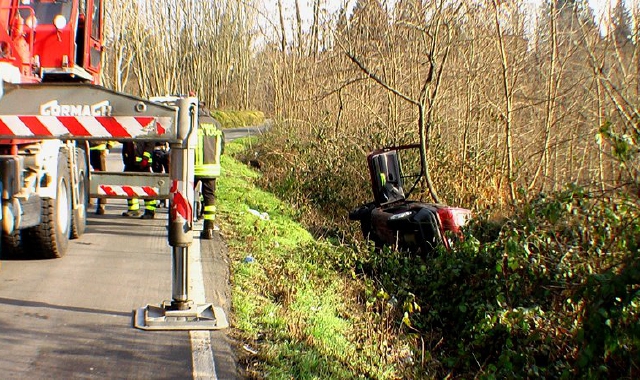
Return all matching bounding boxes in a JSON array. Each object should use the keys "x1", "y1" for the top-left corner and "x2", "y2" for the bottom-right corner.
[{"x1": 133, "y1": 301, "x2": 229, "y2": 331}]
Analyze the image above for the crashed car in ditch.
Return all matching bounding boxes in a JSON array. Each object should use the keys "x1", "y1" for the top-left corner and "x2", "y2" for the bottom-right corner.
[{"x1": 349, "y1": 144, "x2": 471, "y2": 254}]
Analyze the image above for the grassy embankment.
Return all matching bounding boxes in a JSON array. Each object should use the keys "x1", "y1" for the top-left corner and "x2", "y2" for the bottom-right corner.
[
  {"x1": 215, "y1": 111, "x2": 390, "y2": 377},
  {"x1": 217, "y1": 138, "x2": 405, "y2": 379}
]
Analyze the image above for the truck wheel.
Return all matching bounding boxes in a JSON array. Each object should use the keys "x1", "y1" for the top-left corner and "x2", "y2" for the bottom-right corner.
[
  {"x1": 71, "y1": 147, "x2": 88, "y2": 239},
  {"x1": 27, "y1": 150, "x2": 72, "y2": 259},
  {"x1": 1, "y1": 231, "x2": 23, "y2": 257}
]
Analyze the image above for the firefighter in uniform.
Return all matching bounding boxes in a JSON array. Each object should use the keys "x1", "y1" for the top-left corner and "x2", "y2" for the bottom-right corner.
[
  {"x1": 197, "y1": 108, "x2": 224, "y2": 239},
  {"x1": 121, "y1": 140, "x2": 157, "y2": 219},
  {"x1": 89, "y1": 140, "x2": 113, "y2": 214}
]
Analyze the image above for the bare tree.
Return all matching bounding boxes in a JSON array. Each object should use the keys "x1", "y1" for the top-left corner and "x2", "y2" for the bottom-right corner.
[
  {"x1": 491, "y1": 0, "x2": 522, "y2": 203},
  {"x1": 336, "y1": 0, "x2": 462, "y2": 203},
  {"x1": 102, "y1": 2, "x2": 141, "y2": 92}
]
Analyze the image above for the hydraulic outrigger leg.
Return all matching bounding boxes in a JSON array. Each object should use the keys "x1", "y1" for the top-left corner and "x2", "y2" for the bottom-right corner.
[
  {"x1": 133, "y1": 246, "x2": 228, "y2": 330},
  {"x1": 134, "y1": 97, "x2": 228, "y2": 331}
]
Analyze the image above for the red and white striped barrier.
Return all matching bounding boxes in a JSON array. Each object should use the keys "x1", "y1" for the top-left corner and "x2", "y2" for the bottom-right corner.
[
  {"x1": 99, "y1": 185, "x2": 160, "y2": 198},
  {"x1": 0, "y1": 115, "x2": 172, "y2": 138},
  {"x1": 169, "y1": 180, "x2": 192, "y2": 223}
]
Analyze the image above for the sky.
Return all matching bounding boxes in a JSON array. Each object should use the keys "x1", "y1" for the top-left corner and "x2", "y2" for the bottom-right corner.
[
  {"x1": 258, "y1": 0, "x2": 636, "y2": 42},
  {"x1": 277, "y1": 0, "x2": 631, "y2": 25}
]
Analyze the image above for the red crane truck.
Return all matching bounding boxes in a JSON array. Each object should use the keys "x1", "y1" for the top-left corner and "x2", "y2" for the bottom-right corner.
[{"x1": 0, "y1": 0, "x2": 175, "y2": 259}]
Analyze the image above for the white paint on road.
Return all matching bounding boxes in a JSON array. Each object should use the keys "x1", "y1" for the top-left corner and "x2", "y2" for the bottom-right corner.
[{"x1": 189, "y1": 237, "x2": 218, "y2": 380}]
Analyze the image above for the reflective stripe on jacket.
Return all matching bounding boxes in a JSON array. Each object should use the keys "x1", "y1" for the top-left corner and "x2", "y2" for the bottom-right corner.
[
  {"x1": 89, "y1": 141, "x2": 114, "y2": 151},
  {"x1": 136, "y1": 150, "x2": 153, "y2": 163},
  {"x1": 122, "y1": 141, "x2": 154, "y2": 169}
]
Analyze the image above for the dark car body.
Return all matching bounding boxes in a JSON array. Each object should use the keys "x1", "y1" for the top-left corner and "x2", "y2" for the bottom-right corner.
[{"x1": 349, "y1": 145, "x2": 471, "y2": 254}]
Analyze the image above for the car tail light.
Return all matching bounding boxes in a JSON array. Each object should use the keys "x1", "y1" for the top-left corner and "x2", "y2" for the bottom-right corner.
[{"x1": 437, "y1": 207, "x2": 472, "y2": 233}]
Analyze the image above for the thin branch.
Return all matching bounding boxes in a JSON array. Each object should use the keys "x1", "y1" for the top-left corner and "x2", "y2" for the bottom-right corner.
[{"x1": 344, "y1": 50, "x2": 420, "y2": 107}]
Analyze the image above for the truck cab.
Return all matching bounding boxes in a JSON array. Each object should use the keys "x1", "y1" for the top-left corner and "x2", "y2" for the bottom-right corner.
[{"x1": 0, "y1": 0, "x2": 103, "y2": 83}]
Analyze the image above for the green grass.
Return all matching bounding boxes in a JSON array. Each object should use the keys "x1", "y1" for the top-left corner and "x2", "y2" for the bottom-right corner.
[{"x1": 216, "y1": 138, "x2": 399, "y2": 379}]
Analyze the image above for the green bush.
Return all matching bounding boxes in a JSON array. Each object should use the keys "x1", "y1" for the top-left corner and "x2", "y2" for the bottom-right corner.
[
  {"x1": 357, "y1": 188, "x2": 639, "y2": 378},
  {"x1": 211, "y1": 110, "x2": 265, "y2": 129}
]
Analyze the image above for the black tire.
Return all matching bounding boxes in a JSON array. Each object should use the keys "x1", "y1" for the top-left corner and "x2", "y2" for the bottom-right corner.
[
  {"x1": 26, "y1": 150, "x2": 72, "y2": 259},
  {"x1": 1, "y1": 198, "x2": 23, "y2": 257},
  {"x1": 1, "y1": 230, "x2": 23, "y2": 258},
  {"x1": 71, "y1": 147, "x2": 88, "y2": 239},
  {"x1": 348, "y1": 203, "x2": 375, "y2": 221}
]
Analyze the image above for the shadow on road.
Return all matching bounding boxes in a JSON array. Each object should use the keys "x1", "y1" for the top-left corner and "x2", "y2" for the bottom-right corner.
[{"x1": 0, "y1": 296, "x2": 131, "y2": 318}]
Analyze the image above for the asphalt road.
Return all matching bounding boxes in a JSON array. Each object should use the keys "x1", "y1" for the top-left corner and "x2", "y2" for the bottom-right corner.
[
  {"x1": 223, "y1": 125, "x2": 269, "y2": 142},
  {"x1": 0, "y1": 137, "x2": 242, "y2": 379}
]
